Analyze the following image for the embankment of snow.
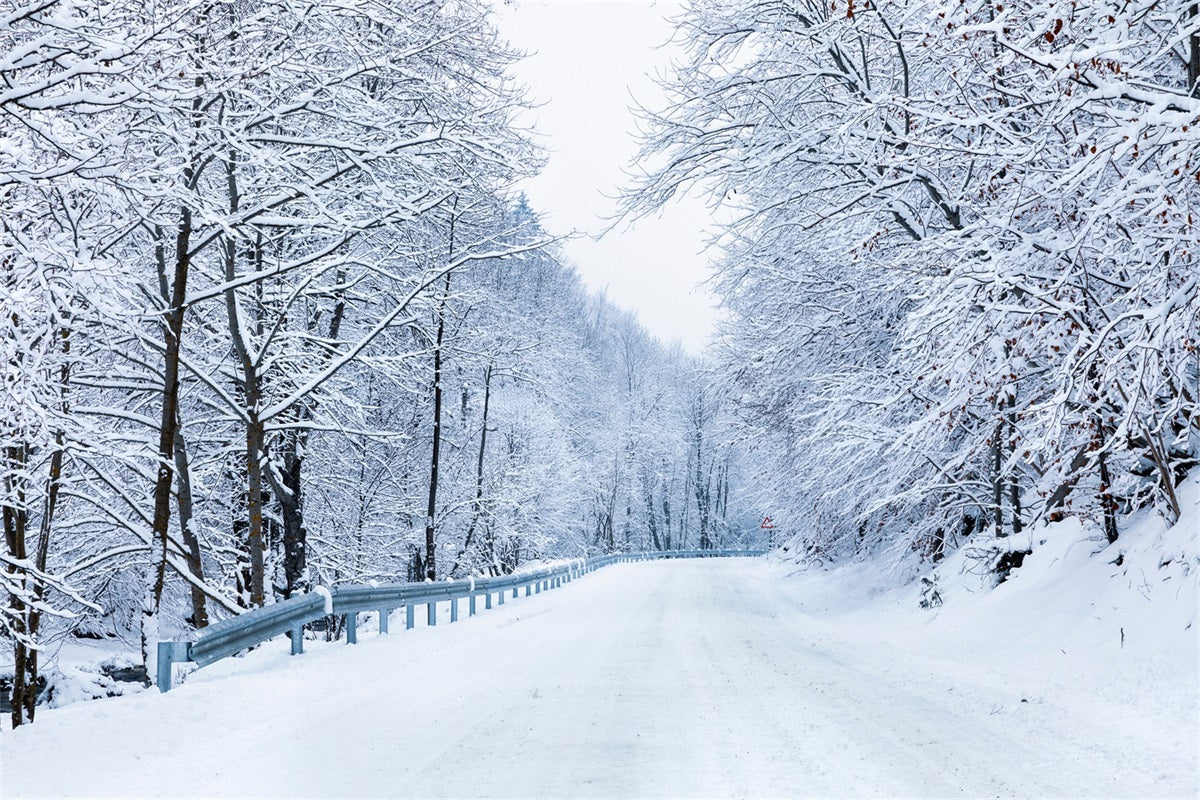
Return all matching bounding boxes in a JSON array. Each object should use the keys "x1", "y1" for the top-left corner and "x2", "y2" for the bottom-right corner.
[
  {"x1": 766, "y1": 476, "x2": 1198, "y2": 792},
  {"x1": 773, "y1": 476, "x2": 1197, "y2": 644}
]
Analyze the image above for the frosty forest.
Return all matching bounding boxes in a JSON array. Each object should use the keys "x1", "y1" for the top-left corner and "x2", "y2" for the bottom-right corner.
[{"x1": 2, "y1": 0, "x2": 1197, "y2": 767}]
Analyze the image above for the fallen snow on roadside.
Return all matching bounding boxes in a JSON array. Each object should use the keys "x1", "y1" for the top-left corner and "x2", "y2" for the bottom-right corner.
[{"x1": 2, "y1": 490, "x2": 1195, "y2": 798}]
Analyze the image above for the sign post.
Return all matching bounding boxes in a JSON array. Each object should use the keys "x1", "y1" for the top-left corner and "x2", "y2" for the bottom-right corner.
[{"x1": 761, "y1": 516, "x2": 776, "y2": 548}]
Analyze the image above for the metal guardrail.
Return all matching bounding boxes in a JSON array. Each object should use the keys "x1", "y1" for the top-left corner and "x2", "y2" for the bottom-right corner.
[{"x1": 157, "y1": 548, "x2": 763, "y2": 691}]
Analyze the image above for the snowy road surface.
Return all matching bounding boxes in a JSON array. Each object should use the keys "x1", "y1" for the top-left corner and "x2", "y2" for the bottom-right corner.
[{"x1": 3, "y1": 558, "x2": 1195, "y2": 798}]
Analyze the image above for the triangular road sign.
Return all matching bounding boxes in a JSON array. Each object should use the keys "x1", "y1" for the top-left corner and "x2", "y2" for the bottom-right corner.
[{"x1": 761, "y1": 516, "x2": 775, "y2": 529}]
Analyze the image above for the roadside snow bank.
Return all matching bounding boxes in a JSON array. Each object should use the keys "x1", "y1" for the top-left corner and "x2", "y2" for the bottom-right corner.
[
  {"x1": 773, "y1": 476, "x2": 1197, "y2": 645},
  {"x1": 765, "y1": 476, "x2": 1198, "y2": 795}
]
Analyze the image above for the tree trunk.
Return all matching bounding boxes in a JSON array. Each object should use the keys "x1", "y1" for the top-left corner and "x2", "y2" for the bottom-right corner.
[
  {"x1": 173, "y1": 420, "x2": 208, "y2": 627},
  {"x1": 1189, "y1": 3, "x2": 1199, "y2": 98},
  {"x1": 660, "y1": 469, "x2": 672, "y2": 550},
  {"x1": 222, "y1": 152, "x2": 267, "y2": 607},
  {"x1": 991, "y1": 418, "x2": 1005, "y2": 537},
  {"x1": 149, "y1": 74, "x2": 206, "y2": 612},
  {"x1": 1006, "y1": 397, "x2": 1022, "y2": 536},
  {"x1": 1044, "y1": 440, "x2": 1092, "y2": 514},
  {"x1": 692, "y1": 403, "x2": 711, "y2": 550},
  {"x1": 4, "y1": 442, "x2": 31, "y2": 728},
  {"x1": 623, "y1": 490, "x2": 633, "y2": 550},
  {"x1": 269, "y1": 264, "x2": 345, "y2": 598},
  {"x1": 5, "y1": 319, "x2": 70, "y2": 726},
  {"x1": 424, "y1": 264, "x2": 454, "y2": 581},
  {"x1": 245, "y1": 418, "x2": 266, "y2": 606},
  {"x1": 271, "y1": 449, "x2": 307, "y2": 597},
  {"x1": 1140, "y1": 424, "x2": 1182, "y2": 525},
  {"x1": 149, "y1": 201, "x2": 195, "y2": 609},
  {"x1": 454, "y1": 363, "x2": 492, "y2": 576},
  {"x1": 645, "y1": 478, "x2": 662, "y2": 551},
  {"x1": 1097, "y1": 422, "x2": 1119, "y2": 544}
]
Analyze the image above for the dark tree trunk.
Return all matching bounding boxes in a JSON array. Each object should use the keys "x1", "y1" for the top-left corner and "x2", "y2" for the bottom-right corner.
[
  {"x1": 623, "y1": 492, "x2": 633, "y2": 550},
  {"x1": 274, "y1": 449, "x2": 308, "y2": 597},
  {"x1": 454, "y1": 363, "x2": 492, "y2": 577},
  {"x1": 424, "y1": 249, "x2": 454, "y2": 581},
  {"x1": 1044, "y1": 441, "x2": 1092, "y2": 514},
  {"x1": 1006, "y1": 397, "x2": 1022, "y2": 536},
  {"x1": 243, "y1": 390, "x2": 266, "y2": 607},
  {"x1": 693, "y1": 438, "x2": 711, "y2": 550},
  {"x1": 150, "y1": 77, "x2": 206, "y2": 611},
  {"x1": 689, "y1": 392, "x2": 710, "y2": 549},
  {"x1": 173, "y1": 421, "x2": 208, "y2": 627},
  {"x1": 606, "y1": 483, "x2": 617, "y2": 551},
  {"x1": 5, "y1": 320, "x2": 69, "y2": 726},
  {"x1": 645, "y1": 479, "x2": 662, "y2": 551},
  {"x1": 222, "y1": 155, "x2": 266, "y2": 607},
  {"x1": 929, "y1": 527, "x2": 945, "y2": 562},
  {"x1": 1097, "y1": 439, "x2": 1119, "y2": 544},
  {"x1": 991, "y1": 418, "x2": 1005, "y2": 538},
  {"x1": 960, "y1": 514, "x2": 976, "y2": 544},
  {"x1": 150, "y1": 202, "x2": 195, "y2": 608},
  {"x1": 270, "y1": 267, "x2": 345, "y2": 598},
  {"x1": 4, "y1": 443, "x2": 31, "y2": 728},
  {"x1": 1189, "y1": 3, "x2": 1199, "y2": 98},
  {"x1": 661, "y1": 474, "x2": 672, "y2": 550}
]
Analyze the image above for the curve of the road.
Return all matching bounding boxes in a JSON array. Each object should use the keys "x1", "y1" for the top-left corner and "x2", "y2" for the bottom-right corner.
[{"x1": 2, "y1": 558, "x2": 1191, "y2": 798}]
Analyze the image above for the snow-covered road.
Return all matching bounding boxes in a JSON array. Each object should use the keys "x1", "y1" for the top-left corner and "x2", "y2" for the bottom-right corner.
[{"x1": 3, "y1": 558, "x2": 1194, "y2": 798}]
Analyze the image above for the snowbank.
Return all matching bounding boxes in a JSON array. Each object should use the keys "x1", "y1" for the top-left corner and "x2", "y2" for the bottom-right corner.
[{"x1": 763, "y1": 476, "x2": 1198, "y2": 796}]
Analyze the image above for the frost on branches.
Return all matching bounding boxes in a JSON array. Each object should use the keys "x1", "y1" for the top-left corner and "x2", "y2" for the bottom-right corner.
[
  {"x1": 630, "y1": 0, "x2": 1198, "y2": 563},
  {"x1": 2, "y1": 0, "x2": 757, "y2": 725}
]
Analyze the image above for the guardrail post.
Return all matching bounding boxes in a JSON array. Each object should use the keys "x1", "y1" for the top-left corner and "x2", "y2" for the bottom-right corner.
[
  {"x1": 450, "y1": 597, "x2": 459, "y2": 622},
  {"x1": 512, "y1": 586, "x2": 518, "y2": 599},
  {"x1": 428, "y1": 600, "x2": 437, "y2": 626},
  {"x1": 290, "y1": 625, "x2": 304, "y2": 655},
  {"x1": 485, "y1": 591, "x2": 493, "y2": 609},
  {"x1": 535, "y1": 580, "x2": 541, "y2": 594},
  {"x1": 346, "y1": 612, "x2": 357, "y2": 644},
  {"x1": 469, "y1": 593, "x2": 477, "y2": 616},
  {"x1": 406, "y1": 604, "x2": 415, "y2": 630},
  {"x1": 498, "y1": 589, "x2": 505, "y2": 605},
  {"x1": 157, "y1": 643, "x2": 173, "y2": 692},
  {"x1": 156, "y1": 641, "x2": 190, "y2": 693},
  {"x1": 378, "y1": 609, "x2": 389, "y2": 635},
  {"x1": 525, "y1": 583, "x2": 532, "y2": 597}
]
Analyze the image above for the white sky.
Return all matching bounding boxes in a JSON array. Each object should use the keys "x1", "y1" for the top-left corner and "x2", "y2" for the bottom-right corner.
[{"x1": 493, "y1": 0, "x2": 719, "y2": 355}]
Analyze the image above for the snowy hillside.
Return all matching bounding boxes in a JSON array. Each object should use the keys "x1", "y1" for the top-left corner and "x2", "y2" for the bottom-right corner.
[{"x1": 766, "y1": 476, "x2": 1199, "y2": 797}]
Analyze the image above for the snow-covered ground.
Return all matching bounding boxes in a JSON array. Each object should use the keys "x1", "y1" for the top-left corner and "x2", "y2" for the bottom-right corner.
[{"x1": 3, "y1": 493, "x2": 1196, "y2": 798}]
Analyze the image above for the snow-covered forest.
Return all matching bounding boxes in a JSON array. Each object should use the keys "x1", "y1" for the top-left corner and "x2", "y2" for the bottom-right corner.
[
  {"x1": 1, "y1": 0, "x2": 756, "y2": 725},
  {"x1": 632, "y1": 0, "x2": 1198, "y2": 562},
  {"x1": 3, "y1": 0, "x2": 1197, "y2": 743}
]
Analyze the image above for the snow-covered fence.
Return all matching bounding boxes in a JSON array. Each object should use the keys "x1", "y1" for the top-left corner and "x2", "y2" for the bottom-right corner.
[{"x1": 157, "y1": 548, "x2": 763, "y2": 691}]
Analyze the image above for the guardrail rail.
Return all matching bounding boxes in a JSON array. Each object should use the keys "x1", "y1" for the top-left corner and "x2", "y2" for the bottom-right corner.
[{"x1": 157, "y1": 548, "x2": 764, "y2": 691}]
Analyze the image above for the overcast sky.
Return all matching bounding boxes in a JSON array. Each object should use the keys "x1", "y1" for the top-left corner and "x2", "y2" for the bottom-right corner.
[{"x1": 492, "y1": 0, "x2": 719, "y2": 354}]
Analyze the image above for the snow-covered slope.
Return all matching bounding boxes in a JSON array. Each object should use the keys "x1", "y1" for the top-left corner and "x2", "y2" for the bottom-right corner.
[{"x1": 767, "y1": 476, "x2": 1198, "y2": 793}]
